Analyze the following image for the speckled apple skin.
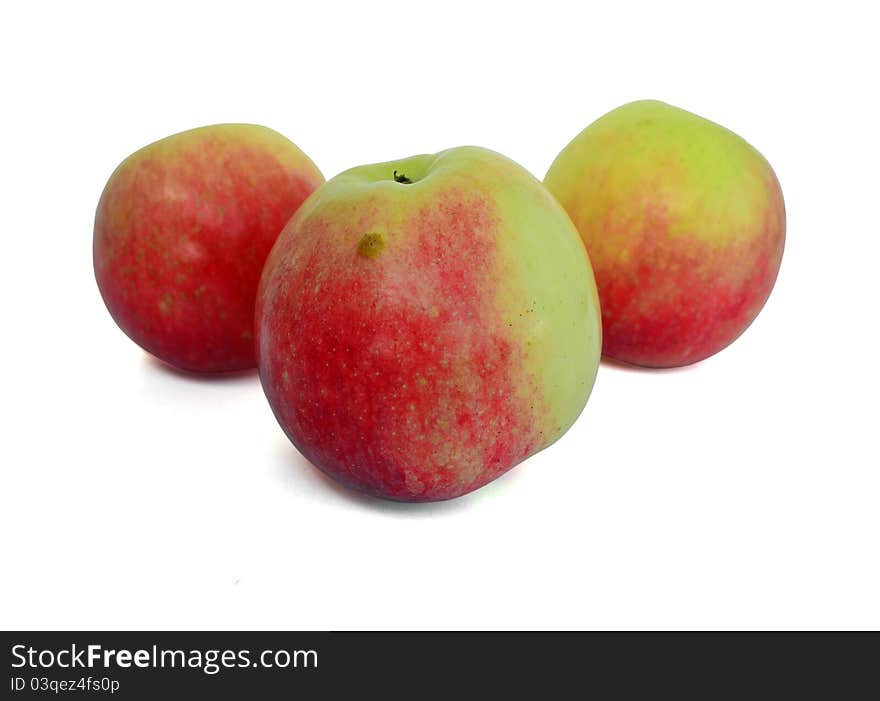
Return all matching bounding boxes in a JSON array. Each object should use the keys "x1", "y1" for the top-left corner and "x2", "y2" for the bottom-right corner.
[
  {"x1": 545, "y1": 101, "x2": 785, "y2": 368},
  {"x1": 94, "y1": 124, "x2": 323, "y2": 373},
  {"x1": 257, "y1": 147, "x2": 602, "y2": 501}
]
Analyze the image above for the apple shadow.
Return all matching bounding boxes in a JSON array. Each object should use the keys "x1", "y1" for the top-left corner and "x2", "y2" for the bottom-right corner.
[
  {"x1": 142, "y1": 353, "x2": 260, "y2": 385},
  {"x1": 273, "y1": 439, "x2": 485, "y2": 517},
  {"x1": 600, "y1": 356, "x2": 703, "y2": 374}
]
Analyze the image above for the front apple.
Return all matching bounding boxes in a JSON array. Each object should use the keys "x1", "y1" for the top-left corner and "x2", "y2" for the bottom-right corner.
[{"x1": 257, "y1": 147, "x2": 602, "y2": 501}]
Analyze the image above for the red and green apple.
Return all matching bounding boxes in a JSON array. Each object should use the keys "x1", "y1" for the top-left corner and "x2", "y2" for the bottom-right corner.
[
  {"x1": 94, "y1": 124, "x2": 323, "y2": 373},
  {"x1": 257, "y1": 146, "x2": 602, "y2": 501},
  {"x1": 545, "y1": 100, "x2": 785, "y2": 368}
]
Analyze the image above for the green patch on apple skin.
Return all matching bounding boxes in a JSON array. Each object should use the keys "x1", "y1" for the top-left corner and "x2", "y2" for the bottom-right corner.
[{"x1": 358, "y1": 232, "x2": 386, "y2": 259}]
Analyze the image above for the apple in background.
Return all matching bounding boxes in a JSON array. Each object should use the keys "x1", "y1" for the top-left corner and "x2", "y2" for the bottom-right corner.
[
  {"x1": 257, "y1": 147, "x2": 602, "y2": 501},
  {"x1": 94, "y1": 124, "x2": 324, "y2": 373},
  {"x1": 545, "y1": 100, "x2": 785, "y2": 368}
]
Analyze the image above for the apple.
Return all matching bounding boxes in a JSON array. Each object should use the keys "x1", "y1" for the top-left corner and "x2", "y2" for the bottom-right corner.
[
  {"x1": 257, "y1": 146, "x2": 602, "y2": 501},
  {"x1": 94, "y1": 124, "x2": 323, "y2": 373},
  {"x1": 545, "y1": 100, "x2": 785, "y2": 367}
]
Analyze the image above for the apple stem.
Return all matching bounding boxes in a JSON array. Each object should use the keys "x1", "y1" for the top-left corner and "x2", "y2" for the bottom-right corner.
[{"x1": 393, "y1": 170, "x2": 412, "y2": 184}]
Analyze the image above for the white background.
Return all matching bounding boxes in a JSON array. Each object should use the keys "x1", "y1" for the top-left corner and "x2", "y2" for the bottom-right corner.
[{"x1": 1, "y1": 1, "x2": 878, "y2": 630}]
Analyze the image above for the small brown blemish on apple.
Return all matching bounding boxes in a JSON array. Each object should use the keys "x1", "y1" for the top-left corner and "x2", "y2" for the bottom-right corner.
[
  {"x1": 158, "y1": 292, "x2": 174, "y2": 315},
  {"x1": 358, "y1": 232, "x2": 386, "y2": 259}
]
